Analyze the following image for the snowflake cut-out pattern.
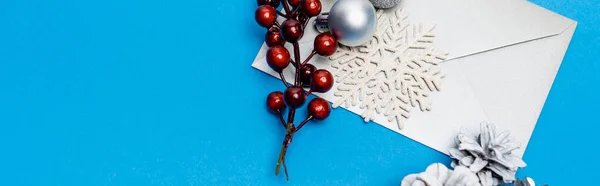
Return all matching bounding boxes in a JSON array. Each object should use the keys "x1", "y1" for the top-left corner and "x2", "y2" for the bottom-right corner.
[{"x1": 329, "y1": 9, "x2": 448, "y2": 130}]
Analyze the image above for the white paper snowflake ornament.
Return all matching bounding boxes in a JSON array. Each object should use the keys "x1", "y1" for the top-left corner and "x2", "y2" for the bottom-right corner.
[{"x1": 329, "y1": 9, "x2": 448, "y2": 130}]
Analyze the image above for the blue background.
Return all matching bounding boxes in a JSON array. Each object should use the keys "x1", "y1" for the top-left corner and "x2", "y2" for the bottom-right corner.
[{"x1": 0, "y1": 0, "x2": 597, "y2": 185}]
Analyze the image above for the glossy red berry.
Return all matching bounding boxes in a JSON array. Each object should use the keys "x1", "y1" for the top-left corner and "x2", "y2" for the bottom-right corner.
[
  {"x1": 266, "y1": 46, "x2": 291, "y2": 72},
  {"x1": 257, "y1": 0, "x2": 281, "y2": 8},
  {"x1": 267, "y1": 91, "x2": 286, "y2": 113},
  {"x1": 255, "y1": 5, "x2": 277, "y2": 28},
  {"x1": 281, "y1": 19, "x2": 304, "y2": 42},
  {"x1": 314, "y1": 33, "x2": 337, "y2": 56},
  {"x1": 311, "y1": 69, "x2": 334, "y2": 93},
  {"x1": 300, "y1": 64, "x2": 316, "y2": 86},
  {"x1": 284, "y1": 86, "x2": 306, "y2": 108},
  {"x1": 302, "y1": 0, "x2": 322, "y2": 17},
  {"x1": 308, "y1": 98, "x2": 331, "y2": 120},
  {"x1": 266, "y1": 27, "x2": 286, "y2": 47},
  {"x1": 288, "y1": 0, "x2": 302, "y2": 7}
]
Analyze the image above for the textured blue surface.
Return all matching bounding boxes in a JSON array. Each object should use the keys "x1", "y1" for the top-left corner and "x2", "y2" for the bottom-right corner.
[{"x1": 0, "y1": 0, "x2": 598, "y2": 185}]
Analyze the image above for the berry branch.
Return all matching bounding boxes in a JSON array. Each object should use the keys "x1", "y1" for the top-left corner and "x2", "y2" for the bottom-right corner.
[
  {"x1": 276, "y1": 10, "x2": 287, "y2": 17},
  {"x1": 293, "y1": 42, "x2": 301, "y2": 86},
  {"x1": 256, "y1": 0, "x2": 338, "y2": 181},
  {"x1": 301, "y1": 50, "x2": 316, "y2": 66}
]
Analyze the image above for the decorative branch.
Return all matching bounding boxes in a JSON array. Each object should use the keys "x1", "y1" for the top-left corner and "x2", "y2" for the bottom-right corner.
[
  {"x1": 301, "y1": 50, "x2": 317, "y2": 66},
  {"x1": 276, "y1": 10, "x2": 287, "y2": 17},
  {"x1": 256, "y1": 0, "x2": 336, "y2": 181},
  {"x1": 278, "y1": 72, "x2": 290, "y2": 88}
]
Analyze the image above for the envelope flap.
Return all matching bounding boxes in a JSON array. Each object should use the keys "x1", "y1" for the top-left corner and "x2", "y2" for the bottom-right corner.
[{"x1": 397, "y1": 0, "x2": 574, "y2": 60}]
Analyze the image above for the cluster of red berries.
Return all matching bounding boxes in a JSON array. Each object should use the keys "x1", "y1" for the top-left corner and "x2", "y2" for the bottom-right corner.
[{"x1": 255, "y1": 0, "x2": 337, "y2": 181}]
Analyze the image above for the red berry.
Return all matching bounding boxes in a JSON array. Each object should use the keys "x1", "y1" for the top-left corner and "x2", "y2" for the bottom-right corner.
[
  {"x1": 257, "y1": 0, "x2": 281, "y2": 8},
  {"x1": 284, "y1": 86, "x2": 306, "y2": 108},
  {"x1": 266, "y1": 46, "x2": 291, "y2": 72},
  {"x1": 265, "y1": 27, "x2": 286, "y2": 47},
  {"x1": 314, "y1": 33, "x2": 337, "y2": 56},
  {"x1": 255, "y1": 5, "x2": 277, "y2": 28},
  {"x1": 311, "y1": 69, "x2": 334, "y2": 93},
  {"x1": 302, "y1": 0, "x2": 322, "y2": 17},
  {"x1": 267, "y1": 91, "x2": 286, "y2": 113},
  {"x1": 288, "y1": 0, "x2": 302, "y2": 7},
  {"x1": 281, "y1": 19, "x2": 304, "y2": 42},
  {"x1": 300, "y1": 64, "x2": 316, "y2": 86},
  {"x1": 308, "y1": 98, "x2": 331, "y2": 120}
]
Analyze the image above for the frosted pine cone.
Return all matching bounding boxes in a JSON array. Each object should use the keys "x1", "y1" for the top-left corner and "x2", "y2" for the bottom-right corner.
[
  {"x1": 401, "y1": 163, "x2": 481, "y2": 186},
  {"x1": 449, "y1": 122, "x2": 527, "y2": 185},
  {"x1": 369, "y1": 0, "x2": 401, "y2": 9}
]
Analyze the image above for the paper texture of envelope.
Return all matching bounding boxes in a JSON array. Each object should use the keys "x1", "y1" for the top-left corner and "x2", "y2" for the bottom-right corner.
[{"x1": 251, "y1": 0, "x2": 577, "y2": 157}]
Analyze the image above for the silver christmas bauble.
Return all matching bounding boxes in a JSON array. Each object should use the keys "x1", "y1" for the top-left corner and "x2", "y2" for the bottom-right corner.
[{"x1": 328, "y1": 0, "x2": 376, "y2": 46}]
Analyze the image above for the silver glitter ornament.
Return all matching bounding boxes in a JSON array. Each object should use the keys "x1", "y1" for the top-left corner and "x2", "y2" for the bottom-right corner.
[
  {"x1": 325, "y1": 0, "x2": 376, "y2": 46},
  {"x1": 369, "y1": 0, "x2": 401, "y2": 9}
]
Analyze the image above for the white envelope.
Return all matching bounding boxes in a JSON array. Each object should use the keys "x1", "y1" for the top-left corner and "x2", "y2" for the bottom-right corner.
[{"x1": 251, "y1": 0, "x2": 577, "y2": 157}]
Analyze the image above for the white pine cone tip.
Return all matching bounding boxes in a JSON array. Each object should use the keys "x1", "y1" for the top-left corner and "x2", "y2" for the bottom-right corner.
[
  {"x1": 401, "y1": 163, "x2": 481, "y2": 186},
  {"x1": 448, "y1": 122, "x2": 527, "y2": 185},
  {"x1": 369, "y1": 0, "x2": 401, "y2": 9}
]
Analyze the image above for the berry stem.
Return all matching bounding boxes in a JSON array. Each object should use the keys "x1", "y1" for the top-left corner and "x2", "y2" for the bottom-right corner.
[
  {"x1": 281, "y1": 0, "x2": 292, "y2": 15},
  {"x1": 278, "y1": 111, "x2": 287, "y2": 128},
  {"x1": 295, "y1": 115, "x2": 313, "y2": 132},
  {"x1": 302, "y1": 17, "x2": 310, "y2": 30},
  {"x1": 290, "y1": 59, "x2": 297, "y2": 68},
  {"x1": 291, "y1": 6, "x2": 301, "y2": 17},
  {"x1": 287, "y1": 109, "x2": 296, "y2": 128},
  {"x1": 278, "y1": 72, "x2": 290, "y2": 88},
  {"x1": 282, "y1": 146, "x2": 290, "y2": 180},
  {"x1": 275, "y1": 142, "x2": 286, "y2": 175},
  {"x1": 293, "y1": 42, "x2": 301, "y2": 86},
  {"x1": 301, "y1": 50, "x2": 316, "y2": 66},
  {"x1": 275, "y1": 122, "x2": 294, "y2": 179},
  {"x1": 302, "y1": 15, "x2": 316, "y2": 29},
  {"x1": 274, "y1": 20, "x2": 281, "y2": 28},
  {"x1": 276, "y1": 10, "x2": 287, "y2": 18}
]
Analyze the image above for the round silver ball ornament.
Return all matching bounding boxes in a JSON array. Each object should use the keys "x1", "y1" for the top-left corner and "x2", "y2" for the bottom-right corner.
[{"x1": 328, "y1": 0, "x2": 377, "y2": 47}]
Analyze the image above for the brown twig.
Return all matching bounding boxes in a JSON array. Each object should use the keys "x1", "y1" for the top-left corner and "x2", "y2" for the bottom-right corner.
[
  {"x1": 281, "y1": 0, "x2": 292, "y2": 15},
  {"x1": 282, "y1": 154, "x2": 289, "y2": 181},
  {"x1": 276, "y1": 10, "x2": 287, "y2": 17},
  {"x1": 278, "y1": 111, "x2": 287, "y2": 128},
  {"x1": 278, "y1": 72, "x2": 290, "y2": 88},
  {"x1": 291, "y1": 6, "x2": 301, "y2": 18},
  {"x1": 302, "y1": 16, "x2": 310, "y2": 29},
  {"x1": 290, "y1": 59, "x2": 297, "y2": 68},
  {"x1": 293, "y1": 42, "x2": 301, "y2": 86},
  {"x1": 275, "y1": 122, "x2": 294, "y2": 177},
  {"x1": 274, "y1": 20, "x2": 281, "y2": 28},
  {"x1": 301, "y1": 50, "x2": 317, "y2": 66},
  {"x1": 295, "y1": 115, "x2": 313, "y2": 132}
]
